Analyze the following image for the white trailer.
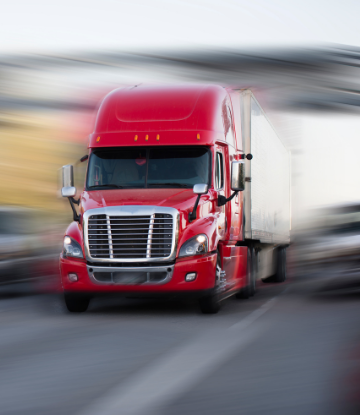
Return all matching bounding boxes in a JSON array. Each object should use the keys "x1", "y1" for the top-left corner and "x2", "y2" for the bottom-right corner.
[{"x1": 231, "y1": 90, "x2": 291, "y2": 281}]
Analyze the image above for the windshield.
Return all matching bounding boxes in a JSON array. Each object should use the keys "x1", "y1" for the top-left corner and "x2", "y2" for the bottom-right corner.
[{"x1": 87, "y1": 146, "x2": 210, "y2": 189}]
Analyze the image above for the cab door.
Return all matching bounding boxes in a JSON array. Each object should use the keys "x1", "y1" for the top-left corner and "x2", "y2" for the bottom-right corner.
[
  {"x1": 215, "y1": 145, "x2": 237, "y2": 291},
  {"x1": 216, "y1": 143, "x2": 245, "y2": 292},
  {"x1": 214, "y1": 146, "x2": 226, "y2": 240},
  {"x1": 226, "y1": 147, "x2": 241, "y2": 241}
]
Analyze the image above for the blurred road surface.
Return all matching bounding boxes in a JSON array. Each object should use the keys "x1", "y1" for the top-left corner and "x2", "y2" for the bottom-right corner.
[{"x1": 0, "y1": 269, "x2": 360, "y2": 415}]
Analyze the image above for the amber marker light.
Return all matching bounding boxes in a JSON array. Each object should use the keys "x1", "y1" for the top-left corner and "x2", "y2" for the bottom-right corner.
[
  {"x1": 156, "y1": 134, "x2": 160, "y2": 141},
  {"x1": 134, "y1": 135, "x2": 138, "y2": 141},
  {"x1": 96, "y1": 136, "x2": 101, "y2": 142},
  {"x1": 197, "y1": 133, "x2": 200, "y2": 140},
  {"x1": 145, "y1": 134, "x2": 149, "y2": 141}
]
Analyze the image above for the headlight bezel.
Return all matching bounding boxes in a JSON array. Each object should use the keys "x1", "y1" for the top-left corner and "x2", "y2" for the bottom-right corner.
[
  {"x1": 63, "y1": 236, "x2": 84, "y2": 259},
  {"x1": 179, "y1": 234, "x2": 208, "y2": 258}
]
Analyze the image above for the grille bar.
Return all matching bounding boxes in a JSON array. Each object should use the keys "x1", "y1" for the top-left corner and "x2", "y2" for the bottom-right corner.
[
  {"x1": 111, "y1": 242, "x2": 171, "y2": 246},
  {"x1": 88, "y1": 238, "x2": 170, "y2": 241},
  {"x1": 104, "y1": 221, "x2": 171, "y2": 224},
  {"x1": 146, "y1": 214, "x2": 155, "y2": 258},
  {"x1": 89, "y1": 232, "x2": 150, "y2": 235},
  {"x1": 106, "y1": 216, "x2": 113, "y2": 259}
]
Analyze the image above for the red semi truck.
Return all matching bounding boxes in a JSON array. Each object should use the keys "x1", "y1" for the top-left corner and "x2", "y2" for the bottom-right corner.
[{"x1": 60, "y1": 84, "x2": 290, "y2": 313}]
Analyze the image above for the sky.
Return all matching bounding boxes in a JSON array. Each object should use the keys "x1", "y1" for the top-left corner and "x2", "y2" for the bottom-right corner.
[
  {"x1": 2, "y1": 0, "x2": 360, "y2": 53},
  {"x1": 2, "y1": 0, "x2": 360, "y2": 212}
]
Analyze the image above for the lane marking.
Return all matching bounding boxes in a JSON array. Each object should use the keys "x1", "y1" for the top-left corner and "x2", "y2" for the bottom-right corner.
[
  {"x1": 78, "y1": 296, "x2": 280, "y2": 415},
  {"x1": 230, "y1": 295, "x2": 279, "y2": 331}
]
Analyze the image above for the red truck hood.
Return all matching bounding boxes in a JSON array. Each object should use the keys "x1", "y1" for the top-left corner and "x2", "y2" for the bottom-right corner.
[{"x1": 81, "y1": 188, "x2": 203, "y2": 214}]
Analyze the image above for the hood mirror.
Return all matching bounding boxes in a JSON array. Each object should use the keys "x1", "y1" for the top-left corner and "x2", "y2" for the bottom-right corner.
[
  {"x1": 189, "y1": 183, "x2": 208, "y2": 222},
  {"x1": 193, "y1": 183, "x2": 208, "y2": 195}
]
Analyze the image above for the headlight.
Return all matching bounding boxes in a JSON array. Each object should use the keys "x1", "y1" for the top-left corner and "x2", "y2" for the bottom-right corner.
[
  {"x1": 63, "y1": 236, "x2": 84, "y2": 259},
  {"x1": 179, "y1": 234, "x2": 208, "y2": 257}
]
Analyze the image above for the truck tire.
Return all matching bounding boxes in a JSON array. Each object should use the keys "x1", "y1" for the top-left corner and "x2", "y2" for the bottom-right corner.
[
  {"x1": 274, "y1": 247, "x2": 286, "y2": 283},
  {"x1": 64, "y1": 293, "x2": 90, "y2": 313},
  {"x1": 236, "y1": 247, "x2": 254, "y2": 299},
  {"x1": 262, "y1": 247, "x2": 286, "y2": 283},
  {"x1": 199, "y1": 253, "x2": 221, "y2": 314},
  {"x1": 250, "y1": 249, "x2": 257, "y2": 296},
  {"x1": 199, "y1": 294, "x2": 221, "y2": 314}
]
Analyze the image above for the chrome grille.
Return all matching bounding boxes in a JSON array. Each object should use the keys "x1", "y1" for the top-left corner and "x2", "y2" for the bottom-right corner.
[{"x1": 87, "y1": 211, "x2": 175, "y2": 261}]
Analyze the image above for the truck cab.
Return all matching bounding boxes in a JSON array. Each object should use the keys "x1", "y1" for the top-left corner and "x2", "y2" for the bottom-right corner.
[{"x1": 59, "y1": 84, "x2": 290, "y2": 313}]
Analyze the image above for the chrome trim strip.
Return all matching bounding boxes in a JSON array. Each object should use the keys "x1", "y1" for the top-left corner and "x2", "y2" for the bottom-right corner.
[
  {"x1": 83, "y1": 206, "x2": 179, "y2": 263},
  {"x1": 87, "y1": 264, "x2": 174, "y2": 285},
  {"x1": 146, "y1": 213, "x2": 155, "y2": 258},
  {"x1": 106, "y1": 216, "x2": 114, "y2": 259}
]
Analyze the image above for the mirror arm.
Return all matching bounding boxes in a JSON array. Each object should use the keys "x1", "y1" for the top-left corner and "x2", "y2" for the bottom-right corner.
[
  {"x1": 70, "y1": 197, "x2": 80, "y2": 206},
  {"x1": 239, "y1": 154, "x2": 253, "y2": 160},
  {"x1": 68, "y1": 198, "x2": 80, "y2": 222},
  {"x1": 189, "y1": 194, "x2": 202, "y2": 222},
  {"x1": 218, "y1": 191, "x2": 238, "y2": 207}
]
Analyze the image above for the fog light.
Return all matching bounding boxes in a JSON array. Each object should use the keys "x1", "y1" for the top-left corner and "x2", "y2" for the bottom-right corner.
[
  {"x1": 185, "y1": 272, "x2": 197, "y2": 282},
  {"x1": 68, "y1": 273, "x2": 78, "y2": 282}
]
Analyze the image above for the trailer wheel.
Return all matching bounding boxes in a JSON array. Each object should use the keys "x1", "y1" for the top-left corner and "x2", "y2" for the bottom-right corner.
[
  {"x1": 236, "y1": 247, "x2": 254, "y2": 299},
  {"x1": 273, "y1": 247, "x2": 286, "y2": 283},
  {"x1": 64, "y1": 293, "x2": 90, "y2": 313},
  {"x1": 199, "y1": 253, "x2": 221, "y2": 314},
  {"x1": 262, "y1": 247, "x2": 286, "y2": 283},
  {"x1": 250, "y1": 248, "x2": 257, "y2": 296}
]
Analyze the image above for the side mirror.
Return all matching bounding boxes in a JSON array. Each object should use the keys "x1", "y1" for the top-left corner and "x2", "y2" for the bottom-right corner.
[
  {"x1": 61, "y1": 165, "x2": 76, "y2": 198},
  {"x1": 193, "y1": 183, "x2": 208, "y2": 195},
  {"x1": 231, "y1": 161, "x2": 245, "y2": 192}
]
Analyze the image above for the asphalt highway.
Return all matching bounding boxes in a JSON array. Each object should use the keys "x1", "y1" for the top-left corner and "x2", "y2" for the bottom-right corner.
[{"x1": 0, "y1": 267, "x2": 360, "y2": 415}]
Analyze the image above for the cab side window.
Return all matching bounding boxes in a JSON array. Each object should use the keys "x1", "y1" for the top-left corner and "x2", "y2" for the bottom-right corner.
[
  {"x1": 215, "y1": 152, "x2": 224, "y2": 190},
  {"x1": 226, "y1": 104, "x2": 236, "y2": 148},
  {"x1": 222, "y1": 98, "x2": 236, "y2": 148}
]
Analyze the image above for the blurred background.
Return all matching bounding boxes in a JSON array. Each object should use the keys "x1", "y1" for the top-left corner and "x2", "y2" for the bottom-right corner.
[
  {"x1": 2, "y1": 1, "x2": 360, "y2": 286},
  {"x1": 2, "y1": 1, "x2": 360, "y2": 414}
]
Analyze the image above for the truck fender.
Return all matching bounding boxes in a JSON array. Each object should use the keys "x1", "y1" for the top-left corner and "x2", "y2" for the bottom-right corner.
[
  {"x1": 64, "y1": 221, "x2": 84, "y2": 249},
  {"x1": 177, "y1": 214, "x2": 221, "y2": 255}
]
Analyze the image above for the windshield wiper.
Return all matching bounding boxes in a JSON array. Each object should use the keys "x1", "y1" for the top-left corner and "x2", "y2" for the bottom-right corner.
[
  {"x1": 88, "y1": 184, "x2": 124, "y2": 189},
  {"x1": 148, "y1": 183, "x2": 191, "y2": 188}
]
